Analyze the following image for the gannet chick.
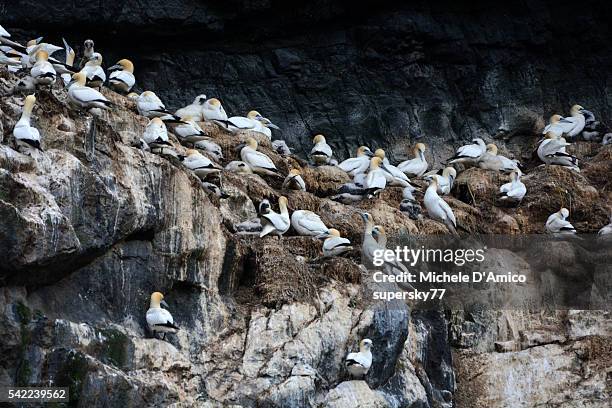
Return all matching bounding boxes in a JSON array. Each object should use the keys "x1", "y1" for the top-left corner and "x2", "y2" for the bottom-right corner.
[
  {"x1": 291, "y1": 210, "x2": 330, "y2": 237},
  {"x1": 108, "y1": 59, "x2": 135, "y2": 93},
  {"x1": 424, "y1": 177, "x2": 458, "y2": 235},
  {"x1": 137, "y1": 91, "x2": 180, "y2": 120},
  {"x1": 365, "y1": 156, "x2": 387, "y2": 195},
  {"x1": 202, "y1": 182, "x2": 229, "y2": 199},
  {"x1": 78, "y1": 39, "x2": 95, "y2": 68},
  {"x1": 175, "y1": 94, "x2": 207, "y2": 121},
  {"x1": 146, "y1": 292, "x2": 179, "y2": 340},
  {"x1": 400, "y1": 185, "x2": 421, "y2": 220},
  {"x1": 602, "y1": 133, "x2": 612, "y2": 145},
  {"x1": 183, "y1": 149, "x2": 222, "y2": 180},
  {"x1": 272, "y1": 140, "x2": 292, "y2": 156},
  {"x1": 282, "y1": 168, "x2": 306, "y2": 191},
  {"x1": 555, "y1": 105, "x2": 586, "y2": 139},
  {"x1": 448, "y1": 138, "x2": 487, "y2": 165},
  {"x1": 173, "y1": 116, "x2": 209, "y2": 145},
  {"x1": 498, "y1": 171, "x2": 526, "y2": 203},
  {"x1": 13, "y1": 76, "x2": 36, "y2": 93},
  {"x1": 81, "y1": 52, "x2": 106, "y2": 88},
  {"x1": 338, "y1": 146, "x2": 373, "y2": 176},
  {"x1": 398, "y1": 143, "x2": 428, "y2": 177},
  {"x1": 374, "y1": 148, "x2": 411, "y2": 187},
  {"x1": 194, "y1": 139, "x2": 223, "y2": 161},
  {"x1": 545, "y1": 208, "x2": 576, "y2": 234},
  {"x1": 345, "y1": 339, "x2": 373, "y2": 378},
  {"x1": 239, "y1": 137, "x2": 281, "y2": 177},
  {"x1": 260, "y1": 196, "x2": 290, "y2": 237},
  {"x1": 310, "y1": 134, "x2": 333, "y2": 165},
  {"x1": 323, "y1": 229, "x2": 352, "y2": 257},
  {"x1": 537, "y1": 133, "x2": 579, "y2": 170},
  {"x1": 30, "y1": 50, "x2": 56, "y2": 86},
  {"x1": 598, "y1": 215, "x2": 612, "y2": 236},
  {"x1": 67, "y1": 72, "x2": 112, "y2": 111},
  {"x1": 225, "y1": 160, "x2": 253, "y2": 174},
  {"x1": 13, "y1": 94, "x2": 42, "y2": 152},
  {"x1": 259, "y1": 199, "x2": 271, "y2": 215},
  {"x1": 142, "y1": 117, "x2": 173, "y2": 154}
]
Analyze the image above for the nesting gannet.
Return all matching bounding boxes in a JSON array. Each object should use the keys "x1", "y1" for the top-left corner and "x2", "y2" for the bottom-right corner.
[
  {"x1": 202, "y1": 98, "x2": 230, "y2": 124},
  {"x1": 373, "y1": 148, "x2": 412, "y2": 187},
  {"x1": 194, "y1": 139, "x2": 223, "y2": 161},
  {"x1": 345, "y1": 339, "x2": 373, "y2": 378},
  {"x1": 330, "y1": 177, "x2": 369, "y2": 204},
  {"x1": 360, "y1": 213, "x2": 408, "y2": 277},
  {"x1": 30, "y1": 50, "x2": 56, "y2": 86},
  {"x1": 239, "y1": 137, "x2": 281, "y2": 177},
  {"x1": 272, "y1": 140, "x2": 292, "y2": 156},
  {"x1": 537, "y1": 133, "x2": 579, "y2": 170},
  {"x1": 256, "y1": 115, "x2": 281, "y2": 139},
  {"x1": 108, "y1": 59, "x2": 135, "y2": 93},
  {"x1": 371, "y1": 225, "x2": 388, "y2": 247},
  {"x1": 424, "y1": 177, "x2": 458, "y2": 235},
  {"x1": 202, "y1": 182, "x2": 229, "y2": 199},
  {"x1": 291, "y1": 210, "x2": 330, "y2": 237},
  {"x1": 310, "y1": 134, "x2": 333, "y2": 165},
  {"x1": 478, "y1": 144, "x2": 520, "y2": 172},
  {"x1": 448, "y1": 138, "x2": 487, "y2": 165},
  {"x1": 498, "y1": 171, "x2": 526, "y2": 203},
  {"x1": 225, "y1": 160, "x2": 253, "y2": 174},
  {"x1": 226, "y1": 111, "x2": 280, "y2": 138},
  {"x1": 282, "y1": 168, "x2": 306, "y2": 191},
  {"x1": 13, "y1": 94, "x2": 42, "y2": 151},
  {"x1": 146, "y1": 292, "x2": 179, "y2": 340},
  {"x1": 175, "y1": 94, "x2": 207, "y2": 121},
  {"x1": 81, "y1": 52, "x2": 106, "y2": 89},
  {"x1": 173, "y1": 116, "x2": 209, "y2": 145},
  {"x1": 260, "y1": 196, "x2": 290, "y2": 237},
  {"x1": 183, "y1": 149, "x2": 222, "y2": 180},
  {"x1": 137, "y1": 91, "x2": 178, "y2": 119},
  {"x1": 598, "y1": 215, "x2": 612, "y2": 236},
  {"x1": 142, "y1": 117, "x2": 172, "y2": 153},
  {"x1": 554, "y1": 105, "x2": 586, "y2": 139},
  {"x1": 424, "y1": 167, "x2": 456, "y2": 195},
  {"x1": 338, "y1": 146, "x2": 373, "y2": 176},
  {"x1": 365, "y1": 156, "x2": 387, "y2": 195},
  {"x1": 67, "y1": 72, "x2": 112, "y2": 110},
  {"x1": 398, "y1": 143, "x2": 428, "y2": 177},
  {"x1": 542, "y1": 114, "x2": 566, "y2": 138},
  {"x1": 400, "y1": 185, "x2": 421, "y2": 220},
  {"x1": 13, "y1": 76, "x2": 36, "y2": 93},
  {"x1": 545, "y1": 208, "x2": 576, "y2": 234},
  {"x1": 322, "y1": 229, "x2": 352, "y2": 257}
]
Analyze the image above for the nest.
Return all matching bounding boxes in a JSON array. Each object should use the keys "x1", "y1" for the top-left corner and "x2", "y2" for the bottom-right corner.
[
  {"x1": 299, "y1": 165, "x2": 350, "y2": 197},
  {"x1": 454, "y1": 167, "x2": 509, "y2": 206},
  {"x1": 581, "y1": 145, "x2": 612, "y2": 192}
]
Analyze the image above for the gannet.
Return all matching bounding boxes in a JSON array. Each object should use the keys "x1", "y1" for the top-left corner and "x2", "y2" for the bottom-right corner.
[
  {"x1": 137, "y1": 91, "x2": 179, "y2": 119},
  {"x1": 272, "y1": 140, "x2": 292, "y2": 156},
  {"x1": 282, "y1": 168, "x2": 306, "y2": 191},
  {"x1": 259, "y1": 199, "x2": 271, "y2": 215},
  {"x1": 78, "y1": 39, "x2": 95, "y2": 68},
  {"x1": 338, "y1": 146, "x2": 373, "y2": 175},
  {"x1": 81, "y1": 52, "x2": 106, "y2": 88},
  {"x1": 146, "y1": 292, "x2": 179, "y2": 340},
  {"x1": 322, "y1": 229, "x2": 352, "y2": 257},
  {"x1": 194, "y1": 139, "x2": 223, "y2": 161},
  {"x1": 202, "y1": 98, "x2": 230, "y2": 124},
  {"x1": 398, "y1": 143, "x2": 428, "y2": 177},
  {"x1": 30, "y1": 50, "x2": 56, "y2": 86},
  {"x1": 13, "y1": 94, "x2": 42, "y2": 151},
  {"x1": 260, "y1": 196, "x2": 290, "y2": 237},
  {"x1": 371, "y1": 225, "x2": 387, "y2": 247},
  {"x1": 291, "y1": 210, "x2": 329, "y2": 237},
  {"x1": 0, "y1": 24, "x2": 26, "y2": 51},
  {"x1": 256, "y1": 115, "x2": 281, "y2": 139},
  {"x1": 373, "y1": 148, "x2": 412, "y2": 187},
  {"x1": 345, "y1": 339, "x2": 373, "y2": 378},
  {"x1": 239, "y1": 137, "x2": 281, "y2": 176},
  {"x1": 175, "y1": 94, "x2": 207, "y2": 121},
  {"x1": 478, "y1": 144, "x2": 520, "y2": 172},
  {"x1": 537, "y1": 133, "x2": 579, "y2": 170},
  {"x1": 142, "y1": 117, "x2": 173, "y2": 154},
  {"x1": 26, "y1": 41, "x2": 63, "y2": 66},
  {"x1": 310, "y1": 134, "x2": 333, "y2": 165},
  {"x1": 183, "y1": 149, "x2": 222, "y2": 180},
  {"x1": 173, "y1": 116, "x2": 209, "y2": 145},
  {"x1": 603, "y1": 134, "x2": 612, "y2": 145},
  {"x1": 598, "y1": 215, "x2": 612, "y2": 236},
  {"x1": 202, "y1": 182, "x2": 230, "y2": 199},
  {"x1": 545, "y1": 208, "x2": 576, "y2": 234},
  {"x1": 400, "y1": 185, "x2": 421, "y2": 220},
  {"x1": 0, "y1": 50, "x2": 21, "y2": 68},
  {"x1": 13, "y1": 76, "x2": 36, "y2": 92},
  {"x1": 226, "y1": 111, "x2": 280, "y2": 138},
  {"x1": 424, "y1": 177, "x2": 458, "y2": 235},
  {"x1": 108, "y1": 59, "x2": 135, "y2": 93},
  {"x1": 424, "y1": 167, "x2": 456, "y2": 195},
  {"x1": 554, "y1": 105, "x2": 586, "y2": 139},
  {"x1": 225, "y1": 160, "x2": 253, "y2": 174},
  {"x1": 127, "y1": 92, "x2": 139, "y2": 99},
  {"x1": 448, "y1": 138, "x2": 487, "y2": 165},
  {"x1": 59, "y1": 38, "x2": 76, "y2": 86},
  {"x1": 542, "y1": 114, "x2": 566, "y2": 138},
  {"x1": 330, "y1": 177, "x2": 369, "y2": 204},
  {"x1": 67, "y1": 72, "x2": 112, "y2": 110},
  {"x1": 498, "y1": 171, "x2": 526, "y2": 203},
  {"x1": 365, "y1": 156, "x2": 387, "y2": 195},
  {"x1": 360, "y1": 212, "x2": 409, "y2": 277}
]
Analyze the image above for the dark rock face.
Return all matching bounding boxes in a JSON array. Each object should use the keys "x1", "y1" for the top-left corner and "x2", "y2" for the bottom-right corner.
[{"x1": 3, "y1": 1, "x2": 612, "y2": 162}]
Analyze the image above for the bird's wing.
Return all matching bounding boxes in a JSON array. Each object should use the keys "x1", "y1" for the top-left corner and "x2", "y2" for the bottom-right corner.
[
  {"x1": 263, "y1": 212, "x2": 289, "y2": 230},
  {"x1": 228, "y1": 116, "x2": 256, "y2": 129},
  {"x1": 71, "y1": 86, "x2": 109, "y2": 104},
  {"x1": 366, "y1": 170, "x2": 386, "y2": 189},
  {"x1": 507, "y1": 184, "x2": 526, "y2": 199},
  {"x1": 345, "y1": 352, "x2": 371, "y2": 368},
  {"x1": 499, "y1": 182, "x2": 512, "y2": 193},
  {"x1": 297, "y1": 212, "x2": 327, "y2": 233},
  {"x1": 338, "y1": 157, "x2": 365, "y2": 173},
  {"x1": 437, "y1": 198, "x2": 456, "y2": 226},
  {"x1": 324, "y1": 236, "x2": 351, "y2": 251},
  {"x1": 186, "y1": 156, "x2": 214, "y2": 169},
  {"x1": 557, "y1": 117, "x2": 578, "y2": 132},
  {"x1": 244, "y1": 149, "x2": 277, "y2": 170},
  {"x1": 456, "y1": 144, "x2": 481, "y2": 158},
  {"x1": 146, "y1": 308, "x2": 176, "y2": 327},
  {"x1": 110, "y1": 70, "x2": 135, "y2": 87}
]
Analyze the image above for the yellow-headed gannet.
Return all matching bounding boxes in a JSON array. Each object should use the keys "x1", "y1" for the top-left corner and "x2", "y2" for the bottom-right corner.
[
  {"x1": 537, "y1": 133, "x2": 579, "y2": 170},
  {"x1": 260, "y1": 196, "x2": 290, "y2": 237},
  {"x1": 30, "y1": 50, "x2": 56, "y2": 85},
  {"x1": 142, "y1": 117, "x2": 173, "y2": 153},
  {"x1": 310, "y1": 134, "x2": 333, "y2": 165},
  {"x1": 424, "y1": 167, "x2": 456, "y2": 195},
  {"x1": 282, "y1": 168, "x2": 306, "y2": 191},
  {"x1": 137, "y1": 91, "x2": 175, "y2": 118},
  {"x1": 194, "y1": 139, "x2": 223, "y2": 161},
  {"x1": 175, "y1": 94, "x2": 207, "y2": 121},
  {"x1": 323, "y1": 229, "x2": 352, "y2": 257},
  {"x1": 67, "y1": 72, "x2": 112, "y2": 110},
  {"x1": 202, "y1": 98, "x2": 229, "y2": 123},
  {"x1": 371, "y1": 225, "x2": 387, "y2": 247},
  {"x1": 239, "y1": 137, "x2": 281, "y2": 176},
  {"x1": 81, "y1": 52, "x2": 106, "y2": 88},
  {"x1": 108, "y1": 59, "x2": 135, "y2": 93},
  {"x1": 424, "y1": 177, "x2": 458, "y2": 235},
  {"x1": 542, "y1": 114, "x2": 566, "y2": 138},
  {"x1": 202, "y1": 182, "x2": 230, "y2": 199},
  {"x1": 448, "y1": 138, "x2": 486, "y2": 165},
  {"x1": 173, "y1": 116, "x2": 209, "y2": 145},
  {"x1": 398, "y1": 143, "x2": 428, "y2": 177},
  {"x1": 374, "y1": 148, "x2": 412, "y2": 187},
  {"x1": 146, "y1": 292, "x2": 179, "y2": 340},
  {"x1": 337, "y1": 146, "x2": 373, "y2": 176},
  {"x1": 183, "y1": 149, "x2": 222, "y2": 180},
  {"x1": 26, "y1": 41, "x2": 63, "y2": 66},
  {"x1": 59, "y1": 38, "x2": 76, "y2": 86},
  {"x1": 553, "y1": 105, "x2": 586, "y2": 139},
  {"x1": 478, "y1": 144, "x2": 520, "y2": 172},
  {"x1": 226, "y1": 111, "x2": 279, "y2": 138},
  {"x1": 13, "y1": 94, "x2": 42, "y2": 151},
  {"x1": 225, "y1": 160, "x2": 253, "y2": 174},
  {"x1": 498, "y1": 171, "x2": 526, "y2": 203},
  {"x1": 345, "y1": 339, "x2": 373, "y2": 378},
  {"x1": 365, "y1": 156, "x2": 387, "y2": 194},
  {"x1": 400, "y1": 185, "x2": 421, "y2": 220},
  {"x1": 291, "y1": 210, "x2": 329, "y2": 237},
  {"x1": 545, "y1": 208, "x2": 576, "y2": 234}
]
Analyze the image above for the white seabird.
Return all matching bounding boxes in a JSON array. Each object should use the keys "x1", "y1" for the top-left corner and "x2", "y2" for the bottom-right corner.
[
  {"x1": 554, "y1": 105, "x2": 586, "y2": 139},
  {"x1": 424, "y1": 167, "x2": 456, "y2": 195},
  {"x1": 13, "y1": 94, "x2": 42, "y2": 151},
  {"x1": 173, "y1": 116, "x2": 209, "y2": 145},
  {"x1": 202, "y1": 98, "x2": 231, "y2": 125},
  {"x1": 67, "y1": 72, "x2": 112, "y2": 111},
  {"x1": 310, "y1": 134, "x2": 333, "y2": 165},
  {"x1": 239, "y1": 137, "x2": 281, "y2": 177},
  {"x1": 337, "y1": 146, "x2": 373, "y2": 176},
  {"x1": 498, "y1": 170, "x2": 526, "y2": 203},
  {"x1": 598, "y1": 215, "x2": 612, "y2": 236},
  {"x1": 183, "y1": 149, "x2": 222, "y2": 180},
  {"x1": 478, "y1": 144, "x2": 520, "y2": 172},
  {"x1": 202, "y1": 182, "x2": 230, "y2": 199},
  {"x1": 400, "y1": 185, "x2": 421, "y2": 220},
  {"x1": 225, "y1": 161, "x2": 253, "y2": 174},
  {"x1": 175, "y1": 94, "x2": 207, "y2": 121},
  {"x1": 424, "y1": 177, "x2": 458, "y2": 235},
  {"x1": 448, "y1": 138, "x2": 487, "y2": 165},
  {"x1": 537, "y1": 133, "x2": 579, "y2": 170},
  {"x1": 365, "y1": 157, "x2": 387, "y2": 195},
  {"x1": 345, "y1": 339, "x2": 373, "y2": 378},
  {"x1": 542, "y1": 114, "x2": 566, "y2": 138},
  {"x1": 194, "y1": 139, "x2": 223, "y2": 162},
  {"x1": 30, "y1": 50, "x2": 56, "y2": 86},
  {"x1": 374, "y1": 149, "x2": 412, "y2": 187},
  {"x1": 59, "y1": 38, "x2": 76, "y2": 86},
  {"x1": 323, "y1": 229, "x2": 352, "y2": 257},
  {"x1": 81, "y1": 52, "x2": 106, "y2": 88},
  {"x1": 260, "y1": 196, "x2": 290, "y2": 237},
  {"x1": 226, "y1": 110, "x2": 280, "y2": 138},
  {"x1": 142, "y1": 117, "x2": 173, "y2": 154},
  {"x1": 398, "y1": 143, "x2": 428, "y2": 177},
  {"x1": 108, "y1": 59, "x2": 136, "y2": 93},
  {"x1": 291, "y1": 210, "x2": 329, "y2": 237},
  {"x1": 137, "y1": 91, "x2": 180, "y2": 120},
  {"x1": 146, "y1": 292, "x2": 179, "y2": 340},
  {"x1": 0, "y1": 24, "x2": 26, "y2": 51},
  {"x1": 545, "y1": 208, "x2": 576, "y2": 234},
  {"x1": 282, "y1": 168, "x2": 306, "y2": 191}
]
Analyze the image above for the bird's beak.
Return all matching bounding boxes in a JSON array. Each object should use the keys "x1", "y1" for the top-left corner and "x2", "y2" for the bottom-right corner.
[
  {"x1": 267, "y1": 122, "x2": 280, "y2": 130},
  {"x1": 34, "y1": 36, "x2": 44, "y2": 45},
  {"x1": 364, "y1": 150, "x2": 374, "y2": 157},
  {"x1": 234, "y1": 142, "x2": 246, "y2": 152},
  {"x1": 108, "y1": 63, "x2": 121, "y2": 71},
  {"x1": 161, "y1": 300, "x2": 169, "y2": 308},
  {"x1": 67, "y1": 79, "x2": 75, "y2": 87}
]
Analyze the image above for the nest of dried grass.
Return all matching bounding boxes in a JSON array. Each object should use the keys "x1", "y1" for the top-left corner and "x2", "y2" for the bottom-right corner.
[
  {"x1": 454, "y1": 167, "x2": 509, "y2": 206},
  {"x1": 582, "y1": 145, "x2": 612, "y2": 192}
]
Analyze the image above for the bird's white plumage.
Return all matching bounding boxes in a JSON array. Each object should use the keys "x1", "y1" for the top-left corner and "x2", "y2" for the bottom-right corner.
[
  {"x1": 338, "y1": 155, "x2": 370, "y2": 175},
  {"x1": 290, "y1": 210, "x2": 329, "y2": 236},
  {"x1": 545, "y1": 209, "x2": 576, "y2": 233},
  {"x1": 449, "y1": 138, "x2": 486, "y2": 164},
  {"x1": 424, "y1": 181, "x2": 456, "y2": 233},
  {"x1": 68, "y1": 83, "x2": 110, "y2": 110},
  {"x1": 323, "y1": 235, "x2": 352, "y2": 257},
  {"x1": 146, "y1": 307, "x2": 177, "y2": 333},
  {"x1": 142, "y1": 119, "x2": 169, "y2": 145},
  {"x1": 311, "y1": 138, "x2": 333, "y2": 165},
  {"x1": 137, "y1": 92, "x2": 170, "y2": 118},
  {"x1": 109, "y1": 69, "x2": 135, "y2": 92},
  {"x1": 183, "y1": 151, "x2": 220, "y2": 179},
  {"x1": 366, "y1": 168, "x2": 386, "y2": 191},
  {"x1": 240, "y1": 143, "x2": 278, "y2": 175},
  {"x1": 175, "y1": 94, "x2": 207, "y2": 121},
  {"x1": 260, "y1": 199, "x2": 290, "y2": 237}
]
